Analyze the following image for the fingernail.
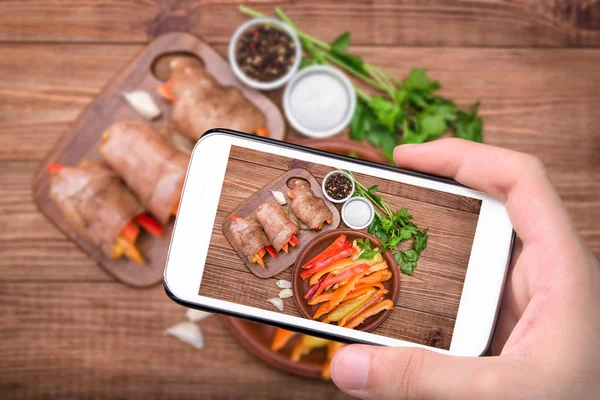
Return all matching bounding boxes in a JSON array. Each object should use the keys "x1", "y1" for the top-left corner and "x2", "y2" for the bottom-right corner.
[{"x1": 331, "y1": 346, "x2": 370, "y2": 391}]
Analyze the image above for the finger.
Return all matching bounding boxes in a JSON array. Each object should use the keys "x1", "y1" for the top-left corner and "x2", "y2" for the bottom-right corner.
[
  {"x1": 331, "y1": 344, "x2": 507, "y2": 400},
  {"x1": 393, "y1": 139, "x2": 576, "y2": 245}
]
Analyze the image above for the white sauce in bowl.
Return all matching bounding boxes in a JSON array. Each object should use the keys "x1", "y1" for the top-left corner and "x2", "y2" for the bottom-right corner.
[
  {"x1": 289, "y1": 73, "x2": 349, "y2": 132},
  {"x1": 342, "y1": 198, "x2": 374, "y2": 229}
]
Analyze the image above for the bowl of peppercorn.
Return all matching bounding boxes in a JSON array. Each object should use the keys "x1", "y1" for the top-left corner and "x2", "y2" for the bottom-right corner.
[
  {"x1": 322, "y1": 170, "x2": 355, "y2": 204},
  {"x1": 229, "y1": 17, "x2": 302, "y2": 91}
]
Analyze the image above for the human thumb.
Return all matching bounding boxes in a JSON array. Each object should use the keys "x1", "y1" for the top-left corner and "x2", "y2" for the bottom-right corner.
[{"x1": 330, "y1": 344, "x2": 505, "y2": 400}]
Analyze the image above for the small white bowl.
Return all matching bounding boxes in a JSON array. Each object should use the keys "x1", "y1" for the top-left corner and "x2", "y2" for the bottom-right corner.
[
  {"x1": 322, "y1": 170, "x2": 355, "y2": 204},
  {"x1": 342, "y1": 197, "x2": 375, "y2": 230},
  {"x1": 283, "y1": 65, "x2": 356, "y2": 138},
  {"x1": 229, "y1": 17, "x2": 302, "y2": 91}
]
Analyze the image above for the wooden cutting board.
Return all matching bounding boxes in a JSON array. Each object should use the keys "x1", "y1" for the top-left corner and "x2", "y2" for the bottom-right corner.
[
  {"x1": 31, "y1": 32, "x2": 286, "y2": 287},
  {"x1": 222, "y1": 167, "x2": 341, "y2": 279}
]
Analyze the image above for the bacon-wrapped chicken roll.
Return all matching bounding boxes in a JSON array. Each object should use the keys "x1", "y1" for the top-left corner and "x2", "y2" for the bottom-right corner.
[
  {"x1": 255, "y1": 202, "x2": 300, "y2": 254},
  {"x1": 288, "y1": 180, "x2": 333, "y2": 231},
  {"x1": 229, "y1": 215, "x2": 275, "y2": 268},
  {"x1": 159, "y1": 57, "x2": 266, "y2": 140},
  {"x1": 49, "y1": 163, "x2": 145, "y2": 264},
  {"x1": 100, "y1": 120, "x2": 189, "y2": 225}
]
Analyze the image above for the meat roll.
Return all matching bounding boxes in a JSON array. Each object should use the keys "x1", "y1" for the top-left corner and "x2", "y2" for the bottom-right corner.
[
  {"x1": 288, "y1": 180, "x2": 333, "y2": 230},
  {"x1": 255, "y1": 202, "x2": 299, "y2": 253},
  {"x1": 229, "y1": 216, "x2": 272, "y2": 267},
  {"x1": 49, "y1": 163, "x2": 145, "y2": 262},
  {"x1": 100, "y1": 120, "x2": 189, "y2": 225},
  {"x1": 161, "y1": 57, "x2": 266, "y2": 140}
]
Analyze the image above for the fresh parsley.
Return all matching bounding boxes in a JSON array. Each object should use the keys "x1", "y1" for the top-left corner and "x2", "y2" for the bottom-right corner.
[{"x1": 349, "y1": 172, "x2": 429, "y2": 276}]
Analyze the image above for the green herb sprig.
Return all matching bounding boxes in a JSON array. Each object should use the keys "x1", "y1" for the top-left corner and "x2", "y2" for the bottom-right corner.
[
  {"x1": 239, "y1": 6, "x2": 483, "y2": 162},
  {"x1": 348, "y1": 172, "x2": 428, "y2": 275}
]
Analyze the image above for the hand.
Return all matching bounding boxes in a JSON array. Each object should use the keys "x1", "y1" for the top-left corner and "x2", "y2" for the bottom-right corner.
[{"x1": 330, "y1": 139, "x2": 600, "y2": 399}]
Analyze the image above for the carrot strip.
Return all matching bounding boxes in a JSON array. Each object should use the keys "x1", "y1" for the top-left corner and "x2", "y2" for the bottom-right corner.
[
  {"x1": 339, "y1": 292, "x2": 387, "y2": 327},
  {"x1": 271, "y1": 328, "x2": 296, "y2": 352},
  {"x1": 157, "y1": 81, "x2": 174, "y2": 102},
  {"x1": 344, "y1": 299, "x2": 395, "y2": 329},
  {"x1": 255, "y1": 127, "x2": 269, "y2": 137},
  {"x1": 120, "y1": 221, "x2": 140, "y2": 244},
  {"x1": 47, "y1": 163, "x2": 65, "y2": 174}
]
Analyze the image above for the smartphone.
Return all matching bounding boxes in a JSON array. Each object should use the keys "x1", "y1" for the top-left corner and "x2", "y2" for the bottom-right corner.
[{"x1": 164, "y1": 129, "x2": 514, "y2": 356}]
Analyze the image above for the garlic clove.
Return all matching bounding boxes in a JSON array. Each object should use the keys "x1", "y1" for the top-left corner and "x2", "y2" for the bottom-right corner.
[
  {"x1": 165, "y1": 321, "x2": 204, "y2": 349},
  {"x1": 276, "y1": 279, "x2": 292, "y2": 289},
  {"x1": 267, "y1": 297, "x2": 284, "y2": 311},
  {"x1": 270, "y1": 190, "x2": 287, "y2": 205},
  {"x1": 278, "y1": 288, "x2": 293, "y2": 299},
  {"x1": 186, "y1": 308, "x2": 212, "y2": 322},
  {"x1": 122, "y1": 90, "x2": 162, "y2": 120}
]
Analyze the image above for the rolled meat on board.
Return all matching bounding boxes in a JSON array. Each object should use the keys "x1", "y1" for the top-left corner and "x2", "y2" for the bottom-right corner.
[
  {"x1": 49, "y1": 163, "x2": 144, "y2": 257},
  {"x1": 165, "y1": 57, "x2": 266, "y2": 140},
  {"x1": 100, "y1": 120, "x2": 189, "y2": 225},
  {"x1": 255, "y1": 202, "x2": 299, "y2": 252},
  {"x1": 289, "y1": 180, "x2": 333, "y2": 230},
  {"x1": 229, "y1": 217, "x2": 270, "y2": 262}
]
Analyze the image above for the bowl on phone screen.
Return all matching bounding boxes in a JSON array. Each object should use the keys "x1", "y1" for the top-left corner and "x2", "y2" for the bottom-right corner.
[{"x1": 291, "y1": 229, "x2": 399, "y2": 332}]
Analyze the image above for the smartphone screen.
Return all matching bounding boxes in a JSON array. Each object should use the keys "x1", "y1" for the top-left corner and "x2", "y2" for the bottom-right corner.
[{"x1": 165, "y1": 132, "x2": 514, "y2": 355}]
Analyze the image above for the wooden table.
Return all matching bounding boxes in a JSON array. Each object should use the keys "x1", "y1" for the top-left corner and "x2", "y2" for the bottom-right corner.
[{"x1": 1, "y1": 1, "x2": 599, "y2": 398}]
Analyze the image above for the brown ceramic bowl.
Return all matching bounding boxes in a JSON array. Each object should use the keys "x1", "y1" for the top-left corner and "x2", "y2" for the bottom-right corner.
[
  {"x1": 292, "y1": 229, "x2": 399, "y2": 332},
  {"x1": 220, "y1": 316, "x2": 326, "y2": 379}
]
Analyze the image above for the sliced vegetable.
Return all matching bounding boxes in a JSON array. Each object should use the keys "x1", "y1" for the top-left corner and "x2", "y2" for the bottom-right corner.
[
  {"x1": 157, "y1": 81, "x2": 174, "y2": 102},
  {"x1": 339, "y1": 292, "x2": 387, "y2": 327},
  {"x1": 309, "y1": 257, "x2": 377, "y2": 286},
  {"x1": 326, "y1": 290, "x2": 376, "y2": 322},
  {"x1": 135, "y1": 213, "x2": 164, "y2": 237},
  {"x1": 255, "y1": 127, "x2": 270, "y2": 137},
  {"x1": 265, "y1": 245, "x2": 277, "y2": 258},
  {"x1": 47, "y1": 163, "x2": 65, "y2": 174},
  {"x1": 115, "y1": 236, "x2": 144, "y2": 265},
  {"x1": 344, "y1": 299, "x2": 395, "y2": 329},
  {"x1": 355, "y1": 270, "x2": 392, "y2": 287},
  {"x1": 301, "y1": 234, "x2": 347, "y2": 270},
  {"x1": 120, "y1": 221, "x2": 140, "y2": 244},
  {"x1": 300, "y1": 246, "x2": 356, "y2": 280},
  {"x1": 290, "y1": 336, "x2": 329, "y2": 362},
  {"x1": 282, "y1": 243, "x2": 289, "y2": 254},
  {"x1": 271, "y1": 328, "x2": 296, "y2": 351},
  {"x1": 320, "y1": 263, "x2": 370, "y2": 290},
  {"x1": 304, "y1": 275, "x2": 326, "y2": 300}
]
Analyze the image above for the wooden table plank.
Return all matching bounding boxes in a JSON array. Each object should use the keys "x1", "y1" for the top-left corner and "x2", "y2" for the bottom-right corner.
[
  {"x1": 0, "y1": 281, "x2": 349, "y2": 399},
  {"x1": 0, "y1": 1, "x2": 599, "y2": 47}
]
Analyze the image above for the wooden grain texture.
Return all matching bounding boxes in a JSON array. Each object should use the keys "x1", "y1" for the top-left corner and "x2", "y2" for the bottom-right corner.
[
  {"x1": 0, "y1": 0, "x2": 599, "y2": 47},
  {"x1": 2, "y1": 1, "x2": 600, "y2": 397},
  {"x1": 0, "y1": 282, "x2": 350, "y2": 400},
  {"x1": 222, "y1": 167, "x2": 341, "y2": 278},
  {"x1": 200, "y1": 146, "x2": 480, "y2": 349}
]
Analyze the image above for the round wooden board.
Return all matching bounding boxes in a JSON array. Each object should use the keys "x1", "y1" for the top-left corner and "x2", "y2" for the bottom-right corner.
[
  {"x1": 220, "y1": 316, "x2": 326, "y2": 379},
  {"x1": 292, "y1": 229, "x2": 400, "y2": 332}
]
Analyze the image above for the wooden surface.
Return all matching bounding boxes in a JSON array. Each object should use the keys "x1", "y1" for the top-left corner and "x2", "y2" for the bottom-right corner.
[
  {"x1": 222, "y1": 166, "x2": 340, "y2": 278},
  {"x1": 30, "y1": 32, "x2": 284, "y2": 287},
  {"x1": 201, "y1": 146, "x2": 481, "y2": 350},
  {"x1": 1, "y1": 1, "x2": 600, "y2": 398}
]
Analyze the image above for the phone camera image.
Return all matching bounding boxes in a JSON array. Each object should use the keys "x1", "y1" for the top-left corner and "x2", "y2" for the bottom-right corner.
[{"x1": 198, "y1": 145, "x2": 483, "y2": 350}]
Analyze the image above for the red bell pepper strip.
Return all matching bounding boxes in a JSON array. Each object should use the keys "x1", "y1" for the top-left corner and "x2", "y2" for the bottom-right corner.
[
  {"x1": 289, "y1": 234, "x2": 299, "y2": 245},
  {"x1": 265, "y1": 245, "x2": 277, "y2": 258},
  {"x1": 300, "y1": 246, "x2": 356, "y2": 280},
  {"x1": 301, "y1": 234, "x2": 347, "y2": 270},
  {"x1": 47, "y1": 163, "x2": 65, "y2": 174},
  {"x1": 304, "y1": 275, "x2": 326, "y2": 300},
  {"x1": 134, "y1": 213, "x2": 164, "y2": 237},
  {"x1": 321, "y1": 264, "x2": 370, "y2": 291}
]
